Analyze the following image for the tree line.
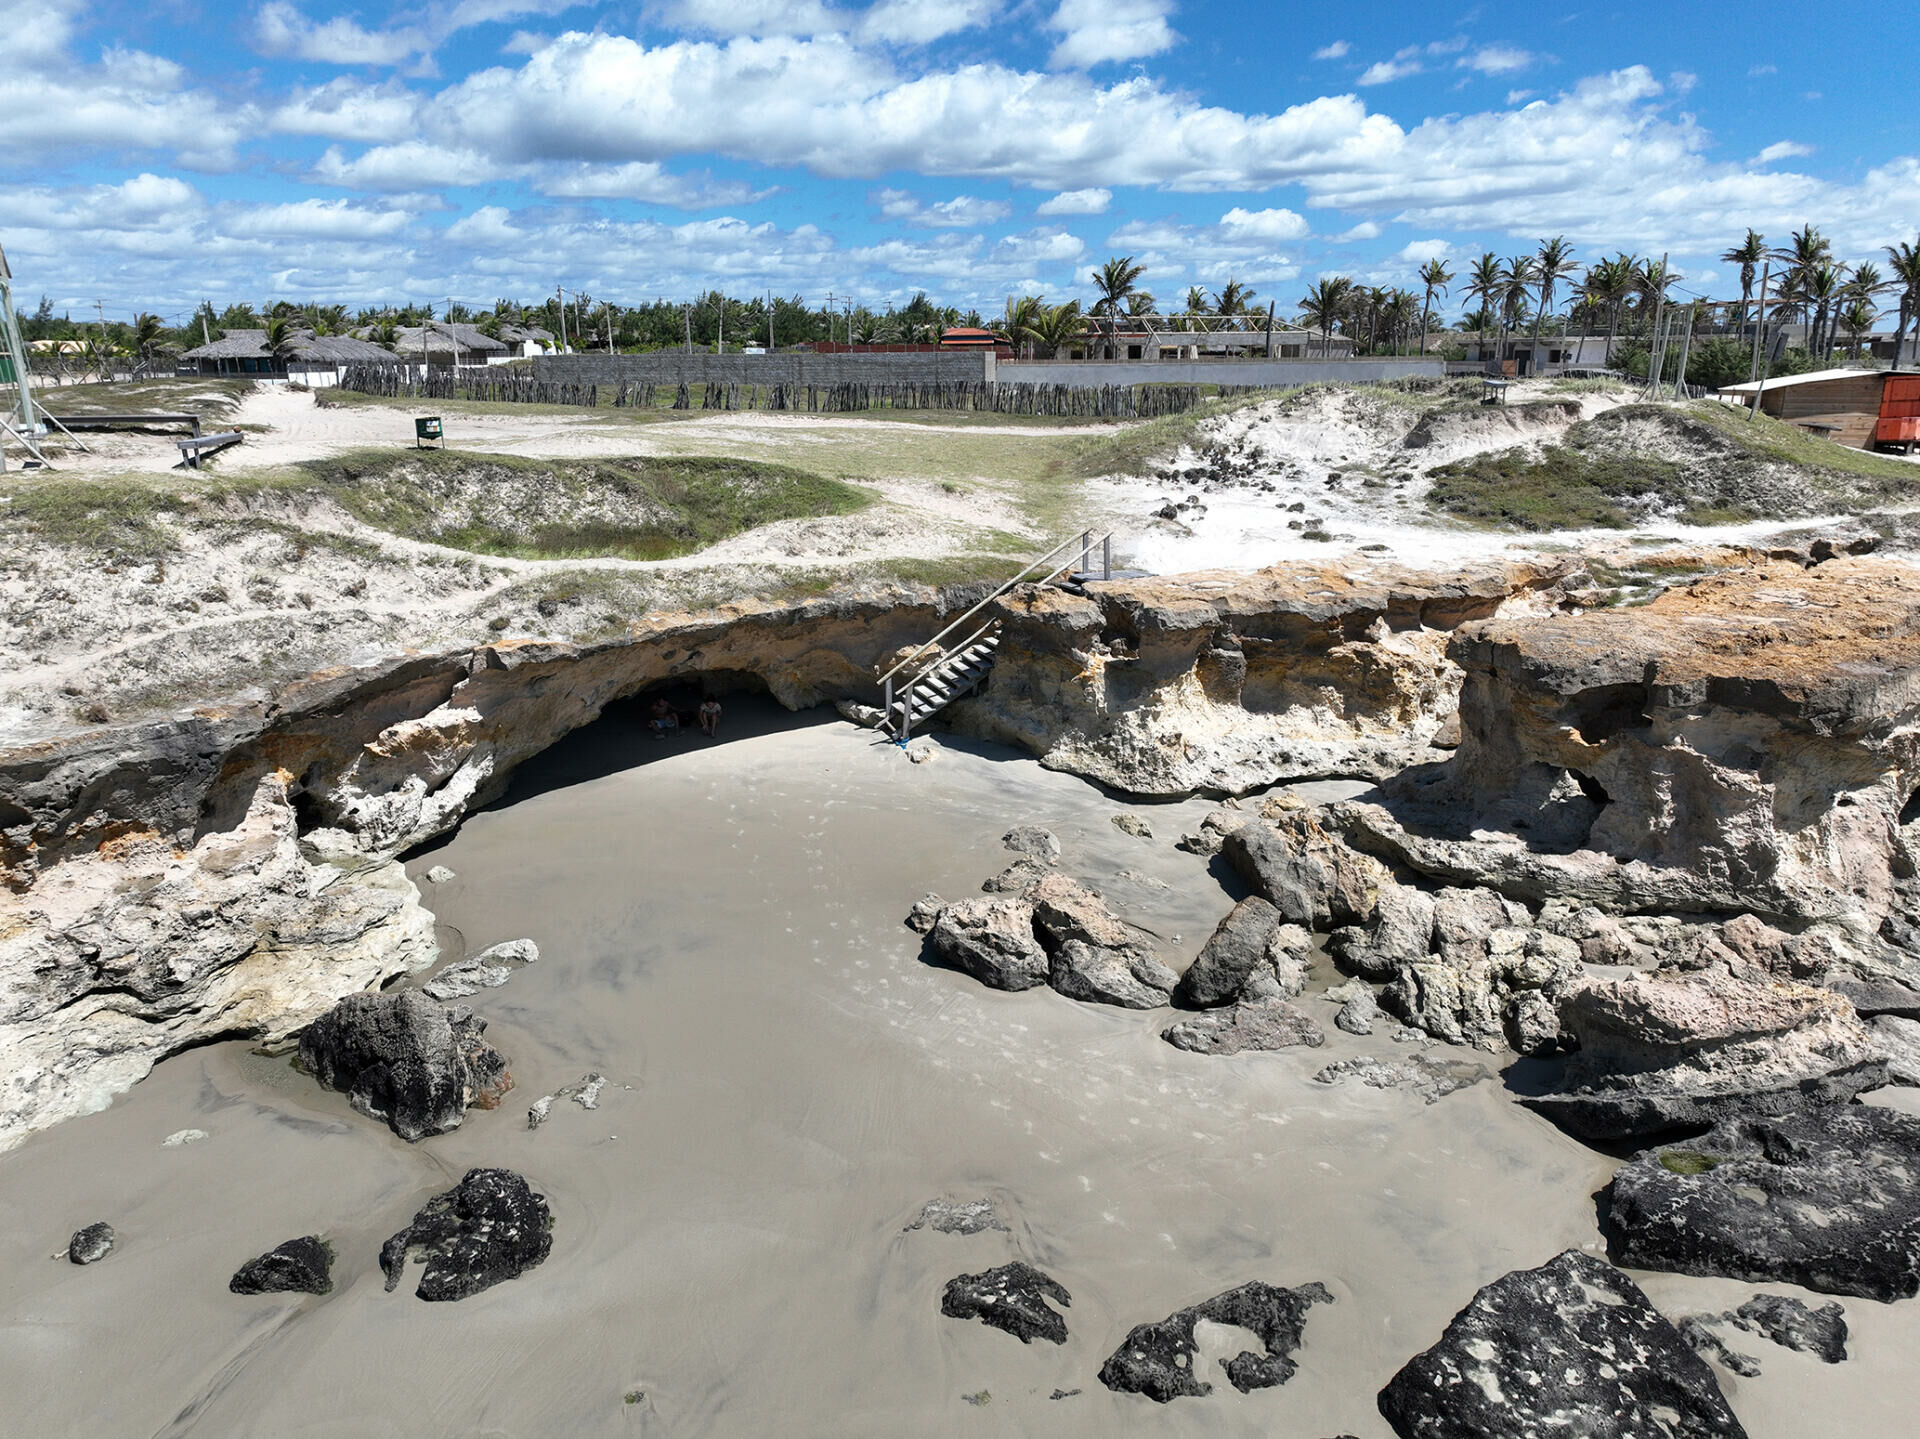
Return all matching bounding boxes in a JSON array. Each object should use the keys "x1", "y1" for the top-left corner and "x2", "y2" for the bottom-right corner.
[{"x1": 16, "y1": 225, "x2": 1917, "y2": 384}]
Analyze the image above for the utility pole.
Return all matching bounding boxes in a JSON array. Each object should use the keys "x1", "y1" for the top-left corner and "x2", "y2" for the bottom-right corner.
[
  {"x1": 200, "y1": 303, "x2": 212, "y2": 348},
  {"x1": 825, "y1": 292, "x2": 839, "y2": 348},
  {"x1": 95, "y1": 301, "x2": 108, "y2": 382},
  {"x1": 768, "y1": 290, "x2": 774, "y2": 352},
  {"x1": 556, "y1": 286, "x2": 568, "y2": 354},
  {"x1": 448, "y1": 298, "x2": 460, "y2": 372},
  {"x1": 1670, "y1": 301, "x2": 1697, "y2": 400},
  {"x1": 683, "y1": 303, "x2": 692, "y2": 353},
  {"x1": 717, "y1": 295, "x2": 723, "y2": 354}
]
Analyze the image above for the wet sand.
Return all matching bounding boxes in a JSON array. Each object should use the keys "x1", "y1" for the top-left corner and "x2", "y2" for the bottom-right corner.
[{"x1": 2, "y1": 702, "x2": 1915, "y2": 1437}]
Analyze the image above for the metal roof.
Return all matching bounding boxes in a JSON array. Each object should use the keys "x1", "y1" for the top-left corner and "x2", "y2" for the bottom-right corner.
[{"x1": 1716, "y1": 367, "x2": 1907, "y2": 394}]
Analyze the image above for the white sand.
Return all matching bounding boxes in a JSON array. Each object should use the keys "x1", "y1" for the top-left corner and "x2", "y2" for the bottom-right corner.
[{"x1": 1, "y1": 707, "x2": 1911, "y2": 1436}]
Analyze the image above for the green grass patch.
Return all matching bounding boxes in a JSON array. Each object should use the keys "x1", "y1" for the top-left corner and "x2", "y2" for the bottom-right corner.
[
  {"x1": 1658, "y1": 1150, "x2": 1721, "y2": 1176},
  {"x1": 284, "y1": 447, "x2": 873, "y2": 560},
  {"x1": 1686, "y1": 399, "x2": 1920, "y2": 492},
  {"x1": 0, "y1": 477, "x2": 179, "y2": 555},
  {"x1": 34, "y1": 378, "x2": 256, "y2": 422},
  {"x1": 1427, "y1": 445, "x2": 1688, "y2": 530}
]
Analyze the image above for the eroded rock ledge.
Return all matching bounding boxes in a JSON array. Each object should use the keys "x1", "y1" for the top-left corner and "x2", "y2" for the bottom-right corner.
[{"x1": 4, "y1": 548, "x2": 1917, "y2": 1150}]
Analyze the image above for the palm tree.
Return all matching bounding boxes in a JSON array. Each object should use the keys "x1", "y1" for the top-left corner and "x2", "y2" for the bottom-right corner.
[
  {"x1": 1382, "y1": 289, "x2": 1419, "y2": 357},
  {"x1": 132, "y1": 313, "x2": 165, "y2": 363},
  {"x1": 1771, "y1": 224, "x2": 1831, "y2": 340},
  {"x1": 1838, "y1": 296, "x2": 1878, "y2": 360},
  {"x1": 1720, "y1": 230, "x2": 1767, "y2": 328},
  {"x1": 1461, "y1": 252, "x2": 1502, "y2": 358},
  {"x1": 1213, "y1": 278, "x2": 1257, "y2": 317},
  {"x1": 1089, "y1": 256, "x2": 1146, "y2": 358},
  {"x1": 1033, "y1": 300, "x2": 1086, "y2": 358},
  {"x1": 1802, "y1": 260, "x2": 1848, "y2": 361},
  {"x1": 1496, "y1": 255, "x2": 1538, "y2": 362},
  {"x1": 1886, "y1": 237, "x2": 1920, "y2": 368},
  {"x1": 1296, "y1": 276, "x2": 1354, "y2": 357},
  {"x1": 1416, "y1": 257, "x2": 1453, "y2": 356},
  {"x1": 1183, "y1": 285, "x2": 1208, "y2": 318},
  {"x1": 1530, "y1": 236, "x2": 1577, "y2": 368},
  {"x1": 263, "y1": 315, "x2": 303, "y2": 373},
  {"x1": 1002, "y1": 294, "x2": 1046, "y2": 358}
]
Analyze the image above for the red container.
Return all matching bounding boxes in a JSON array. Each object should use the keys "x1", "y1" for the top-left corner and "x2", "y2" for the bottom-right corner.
[
  {"x1": 1877, "y1": 416, "x2": 1920, "y2": 443},
  {"x1": 1887, "y1": 399, "x2": 1920, "y2": 419},
  {"x1": 1885, "y1": 376, "x2": 1920, "y2": 404}
]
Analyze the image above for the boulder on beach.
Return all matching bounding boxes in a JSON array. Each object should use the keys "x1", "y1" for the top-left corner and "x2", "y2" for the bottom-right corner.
[
  {"x1": 1224, "y1": 815, "x2": 1386, "y2": 931},
  {"x1": 67, "y1": 1222, "x2": 115, "y2": 1265},
  {"x1": 939, "y1": 1261, "x2": 1071, "y2": 1344},
  {"x1": 1050, "y1": 939, "x2": 1176, "y2": 1009},
  {"x1": 904, "y1": 893, "x2": 944, "y2": 934},
  {"x1": 298, "y1": 990, "x2": 513, "y2": 1143},
  {"x1": 1162, "y1": 998, "x2": 1325, "y2": 1055},
  {"x1": 1099, "y1": 1280, "x2": 1332, "y2": 1402},
  {"x1": 1610, "y1": 1105, "x2": 1920, "y2": 1302},
  {"x1": 1376, "y1": 1249, "x2": 1747, "y2": 1439},
  {"x1": 380, "y1": 1168, "x2": 553, "y2": 1302},
  {"x1": 230, "y1": 1236, "x2": 334, "y2": 1296},
  {"x1": 1173, "y1": 896, "x2": 1282, "y2": 1008},
  {"x1": 1734, "y1": 1294, "x2": 1848, "y2": 1363},
  {"x1": 928, "y1": 897, "x2": 1049, "y2": 991},
  {"x1": 1313, "y1": 1054, "x2": 1490, "y2": 1104},
  {"x1": 1521, "y1": 967, "x2": 1887, "y2": 1141},
  {"x1": 1002, "y1": 825, "x2": 1061, "y2": 863},
  {"x1": 905, "y1": 1197, "x2": 1005, "y2": 1235}
]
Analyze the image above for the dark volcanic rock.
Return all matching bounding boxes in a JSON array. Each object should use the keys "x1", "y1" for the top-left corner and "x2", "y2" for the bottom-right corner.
[
  {"x1": 1734, "y1": 1294, "x2": 1847, "y2": 1362},
  {"x1": 1377, "y1": 1249, "x2": 1747, "y2": 1439},
  {"x1": 298, "y1": 990, "x2": 512, "y2": 1142},
  {"x1": 1162, "y1": 998, "x2": 1326, "y2": 1055},
  {"x1": 1099, "y1": 1280, "x2": 1332, "y2": 1402},
  {"x1": 67, "y1": 1222, "x2": 115, "y2": 1265},
  {"x1": 1678, "y1": 1316, "x2": 1762, "y2": 1377},
  {"x1": 380, "y1": 1168, "x2": 553, "y2": 1302},
  {"x1": 230, "y1": 1236, "x2": 334, "y2": 1295},
  {"x1": 1174, "y1": 896, "x2": 1283, "y2": 1008},
  {"x1": 939, "y1": 1261, "x2": 1071, "y2": 1344},
  {"x1": 927, "y1": 897, "x2": 1049, "y2": 991},
  {"x1": 1610, "y1": 1106, "x2": 1920, "y2": 1301}
]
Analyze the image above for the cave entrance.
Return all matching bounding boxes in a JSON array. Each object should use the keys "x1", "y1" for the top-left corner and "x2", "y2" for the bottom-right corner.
[{"x1": 476, "y1": 669, "x2": 828, "y2": 813}]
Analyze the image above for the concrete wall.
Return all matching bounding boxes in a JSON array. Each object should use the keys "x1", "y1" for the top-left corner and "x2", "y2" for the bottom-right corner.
[
  {"x1": 996, "y1": 358, "x2": 1445, "y2": 386},
  {"x1": 532, "y1": 351, "x2": 996, "y2": 386}
]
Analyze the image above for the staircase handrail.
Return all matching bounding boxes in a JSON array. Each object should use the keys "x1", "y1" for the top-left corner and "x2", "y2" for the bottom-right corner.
[{"x1": 876, "y1": 530, "x2": 1111, "y2": 688}]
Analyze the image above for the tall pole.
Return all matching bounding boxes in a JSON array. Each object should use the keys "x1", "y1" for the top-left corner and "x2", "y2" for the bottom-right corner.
[
  {"x1": 1642, "y1": 252, "x2": 1668, "y2": 399},
  {"x1": 1745, "y1": 260, "x2": 1771, "y2": 419},
  {"x1": 556, "y1": 286, "x2": 568, "y2": 354},
  {"x1": 1670, "y1": 301, "x2": 1697, "y2": 400},
  {"x1": 683, "y1": 303, "x2": 692, "y2": 354},
  {"x1": 768, "y1": 291, "x2": 774, "y2": 352},
  {"x1": 448, "y1": 298, "x2": 459, "y2": 371},
  {"x1": 95, "y1": 300, "x2": 109, "y2": 381}
]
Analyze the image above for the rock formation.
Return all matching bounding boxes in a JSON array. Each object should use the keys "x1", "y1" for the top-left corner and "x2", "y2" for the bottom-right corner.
[
  {"x1": 1610, "y1": 1106, "x2": 1920, "y2": 1301},
  {"x1": 1377, "y1": 1249, "x2": 1747, "y2": 1439},
  {"x1": 230, "y1": 1236, "x2": 334, "y2": 1296},
  {"x1": 1523, "y1": 967, "x2": 1887, "y2": 1141},
  {"x1": 1098, "y1": 1280, "x2": 1332, "y2": 1401},
  {"x1": 298, "y1": 990, "x2": 512, "y2": 1142},
  {"x1": 380, "y1": 1168, "x2": 553, "y2": 1301},
  {"x1": 67, "y1": 1222, "x2": 115, "y2": 1265},
  {"x1": 939, "y1": 1262, "x2": 1071, "y2": 1344},
  {"x1": 421, "y1": 938, "x2": 539, "y2": 1000},
  {"x1": 1162, "y1": 998, "x2": 1325, "y2": 1055}
]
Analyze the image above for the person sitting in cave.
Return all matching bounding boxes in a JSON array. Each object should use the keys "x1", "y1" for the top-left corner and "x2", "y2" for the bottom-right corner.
[
  {"x1": 698, "y1": 696, "x2": 723, "y2": 738},
  {"x1": 649, "y1": 696, "x2": 679, "y2": 741}
]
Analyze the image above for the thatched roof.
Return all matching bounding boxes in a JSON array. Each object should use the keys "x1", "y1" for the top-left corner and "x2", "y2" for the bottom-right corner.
[
  {"x1": 386, "y1": 322, "x2": 510, "y2": 358},
  {"x1": 183, "y1": 328, "x2": 398, "y2": 363}
]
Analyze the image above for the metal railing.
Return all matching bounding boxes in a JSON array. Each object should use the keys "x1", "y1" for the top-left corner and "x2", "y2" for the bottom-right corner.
[{"x1": 880, "y1": 529, "x2": 1113, "y2": 740}]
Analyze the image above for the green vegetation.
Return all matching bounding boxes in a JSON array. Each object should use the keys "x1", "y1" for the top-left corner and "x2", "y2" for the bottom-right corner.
[
  {"x1": 287, "y1": 447, "x2": 873, "y2": 560},
  {"x1": 33, "y1": 379, "x2": 256, "y2": 422},
  {"x1": 1429, "y1": 398, "x2": 1920, "y2": 532},
  {"x1": 0, "y1": 478, "x2": 178, "y2": 555},
  {"x1": 1659, "y1": 1150, "x2": 1721, "y2": 1176},
  {"x1": 1427, "y1": 443, "x2": 1687, "y2": 530}
]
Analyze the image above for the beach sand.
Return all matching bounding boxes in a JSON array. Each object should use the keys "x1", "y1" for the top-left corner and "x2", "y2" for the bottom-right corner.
[{"x1": 2, "y1": 702, "x2": 1914, "y2": 1437}]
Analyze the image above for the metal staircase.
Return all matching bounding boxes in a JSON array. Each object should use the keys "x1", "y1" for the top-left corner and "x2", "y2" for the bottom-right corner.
[{"x1": 877, "y1": 530, "x2": 1114, "y2": 741}]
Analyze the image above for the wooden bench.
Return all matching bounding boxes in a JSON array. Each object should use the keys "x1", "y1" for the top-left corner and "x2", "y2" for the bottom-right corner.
[{"x1": 175, "y1": 431, "x2": 243, "y2": 469}]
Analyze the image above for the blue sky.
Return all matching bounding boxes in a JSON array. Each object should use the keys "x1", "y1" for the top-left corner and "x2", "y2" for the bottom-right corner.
[{"x1": 5, "y1": 0, "x2": 1917, "y2": 327}]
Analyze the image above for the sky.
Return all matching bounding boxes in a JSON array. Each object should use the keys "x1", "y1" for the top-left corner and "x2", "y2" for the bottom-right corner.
[{"x1": 4, "y1": 0, "x2": 1918, "y2": 328}]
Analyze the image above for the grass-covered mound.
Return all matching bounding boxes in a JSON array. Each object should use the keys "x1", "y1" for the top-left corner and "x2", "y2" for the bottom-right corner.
[
  {"x1": 289, "y1": 448, "x2": 874, "y2": 560},
  {"x1": 1427, "y1": 401, "x2": 1920, "y2": 531}
]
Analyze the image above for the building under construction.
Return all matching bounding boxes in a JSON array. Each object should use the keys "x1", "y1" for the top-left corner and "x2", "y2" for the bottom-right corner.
[{"x1": 1716, "y1": 368, "x2": 1920, "y2": 452}]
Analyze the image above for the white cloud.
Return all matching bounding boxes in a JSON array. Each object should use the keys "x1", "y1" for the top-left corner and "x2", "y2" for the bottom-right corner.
[
  {"x1": 1047, "y1": 0, "x2": 1177, "y2": 69},
  {"x1": 1334, "y1": 220, "x2": 1383, "y2": 241},
  {"x1": 273, "y1": 79, "x2": 420, "y2": 142},
  {"x1": 1396, "y1": 239, "x2": 1451, "y2": 263},
  {"x1": 255, "y1": 2, "x2": 428, "y2": 66},
  {"x1": 1506, "y1": 89, "x2": 1534, "y2": 104},
  {"x1": 536, "y1": 162, "x2": 767, "y2": 207},
  {"x1": 1753, "y1": 140, "x2": 1814, "y2": 164},
  {"x1": 14, "y1": 0, "x2": 80, "y2": 65},
  {"x1": 0, "y1": 35, "x2": 251, "y2": 167},
  {"x1": 1036, "y1": 187, "x2": 1112, "y2": 216},
  {"x1": 858, "y1": 0, "x2": 997, "y2": 44},
  {"x1": 1359, "y1": 59, "x2": 1421, "y2": 85},
  {"x1": 873, "y1": 189, "x2": 1012, "y2": 226},
  {"x1": 1219, "y1": 206, "x2": 1310, "y2": 241},
  {"x1": 312, "y1": 141, "x2": 509, "y2": 190},
  {"x1": 655, "y1": 0, "x2": 843, "y2": 37},
  {"x1": 1459, "y1": 46, "x2": 1536, "y2": 75},
  {"x1": 993, "y1": 227, "x2": 1086, "y2": 264},
  {"x1": 1312, "y1": 40, "x2": 1349, "y2": 60},
  {"x1": 225, "y1": 198, "x2": 414, "y2": 240}
]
